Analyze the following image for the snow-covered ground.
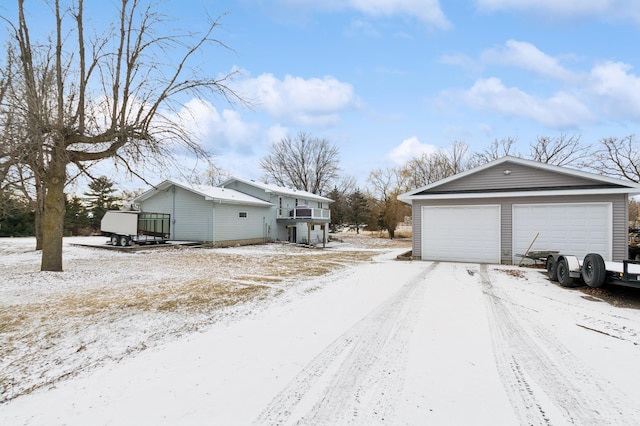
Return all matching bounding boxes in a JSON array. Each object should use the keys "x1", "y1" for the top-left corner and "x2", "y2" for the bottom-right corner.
[{"x1": 2, "y1": 235, "x2": 640, "y2": 425}]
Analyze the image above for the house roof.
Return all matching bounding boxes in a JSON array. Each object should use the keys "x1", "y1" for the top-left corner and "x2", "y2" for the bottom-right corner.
[
  {"x1": 133, "y1": 180, "x2": 273, "y2": 207},
  {"x1": 220, "y1": 176, "x2": 334, "y2": 203},
  {"x1": 399, "y1": 156, "x2": 640, "y2": 202}
]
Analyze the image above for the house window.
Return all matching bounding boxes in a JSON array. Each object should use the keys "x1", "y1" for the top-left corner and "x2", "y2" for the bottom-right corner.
[{"x1": 239, "y1": 211, "x2": 248, "y2": 218}]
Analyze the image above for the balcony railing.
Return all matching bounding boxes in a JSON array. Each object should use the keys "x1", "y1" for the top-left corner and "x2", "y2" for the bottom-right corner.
[{"x1": 277, "y1": 206, "x2": 330, "y2": 221}]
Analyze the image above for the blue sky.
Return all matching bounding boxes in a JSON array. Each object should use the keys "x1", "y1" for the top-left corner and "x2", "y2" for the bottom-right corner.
[{"x1": 5, "y1": 1, "x2": 640, "y2": 191}]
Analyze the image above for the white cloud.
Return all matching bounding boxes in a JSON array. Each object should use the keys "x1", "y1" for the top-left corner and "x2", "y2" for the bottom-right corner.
[
  {"x1": 240, "y1": 73, "x2": 359, "y2": 127},
  {"x1": 461, "y1": 77, "x2": 592, "y2": 128},
  {"x1": 475, "y1": 0, "x2": 640, "y2": 23},
  {"x1": 276, "y1": 0, "x2": 450, "y2": 28},
  {"x1": 345, "y1": 19, "x2": 380, "y2": 37},
  {"x1": 388, "y1": 136, "x2": 437, "y2": 164},
  {"x1": 588, "y1": 61, "x2": 640, "y2": 119},
  {"x1": 177, "y1": 99, "x2": 258, "y2": 154},
  {"x1": 439, "y1": 53, "x2": 481, "y2": 73},
  {"x1": 347, "y1": 0, "x2": 450, "y2": 28},
  {"x1": 265, "y1": 124, "x2": 290, "y2": 145},
  {"x1": 481, "y1": 40, "x2": 577, "y2": 81}
]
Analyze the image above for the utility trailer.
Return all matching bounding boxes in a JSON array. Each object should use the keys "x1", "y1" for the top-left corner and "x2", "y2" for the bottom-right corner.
[
  {"x1": 545, "y1": 253, "x2": 640, "y2": 289},
  {"x1": 100, "y1": 211, "x2": 171, "y2": 246}
]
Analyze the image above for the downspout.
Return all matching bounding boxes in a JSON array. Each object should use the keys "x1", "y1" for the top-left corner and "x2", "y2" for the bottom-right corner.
[
  {"x1": 212, "y1": 199, "x2": 221, "y2": 246},
  {"x1": 211, "y1": 203, "x2": 215, "y2": 246},
  {"x1": 171, "y1": 186, "x2": 176, "y2": 239}
]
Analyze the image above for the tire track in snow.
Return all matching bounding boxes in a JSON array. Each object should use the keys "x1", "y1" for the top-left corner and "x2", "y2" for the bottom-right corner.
[
  {"x1": 477, "y1": 264, "x2": 637, "y2": 425},
  {"x1": 252, "y1": 262, "x2": 439, "y2": 426}
]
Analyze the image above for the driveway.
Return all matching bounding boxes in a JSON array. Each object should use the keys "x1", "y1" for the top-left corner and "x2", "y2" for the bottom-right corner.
[{"x1": 2, "y1": 250, "x2": 640, "y2": 425}]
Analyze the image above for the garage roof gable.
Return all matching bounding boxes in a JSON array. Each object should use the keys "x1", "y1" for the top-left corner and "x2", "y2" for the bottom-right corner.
[{"x1": 399, "y1": 156, "x2": 640, "y2": 201}]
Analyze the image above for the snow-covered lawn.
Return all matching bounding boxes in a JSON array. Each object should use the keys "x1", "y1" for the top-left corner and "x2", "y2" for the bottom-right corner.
[
  {"x1": 2, "y1": 234, "x2": 640, "y2": 425},
  {"x1": 0, "y1": 234, "x2": 408, "y2": 404}
]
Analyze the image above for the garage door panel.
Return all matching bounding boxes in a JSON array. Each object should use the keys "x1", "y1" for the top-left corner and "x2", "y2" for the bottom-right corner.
[
  {"x1": 513, "y1": 203, "x2": 611, "y2": 264},
  {"x1": 421, "y1": 205, "x2": 500, "y2": 263}
]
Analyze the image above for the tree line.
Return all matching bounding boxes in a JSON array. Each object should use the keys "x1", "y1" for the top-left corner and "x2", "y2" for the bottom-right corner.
[
  {"x1": 3, "y1": 124, "x2": 639, "y2": 246},
  {"x1": 1, "y1": 1, "x2": 639, "y2": 271}
]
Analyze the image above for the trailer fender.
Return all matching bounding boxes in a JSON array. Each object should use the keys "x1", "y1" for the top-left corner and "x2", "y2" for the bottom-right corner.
[
  {"x1": 555, "y1": 255, "x2": 581, "y2": 287},
  {"x1": 559, "y1": 255, "x2": 581, "y2": 277}
]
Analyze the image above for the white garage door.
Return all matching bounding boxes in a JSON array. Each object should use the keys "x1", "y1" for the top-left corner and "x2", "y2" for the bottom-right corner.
[
  {"x1": 512, "y1": 203, "x2": 612, "y2": 264},
  {"x1": 421, "y1": 205, "x2": 501, "y2": 263}
]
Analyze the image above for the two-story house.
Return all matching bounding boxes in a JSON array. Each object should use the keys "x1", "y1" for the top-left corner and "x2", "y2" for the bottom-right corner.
[
  {"x1": 220, "y1": 177, "x2": 333, "y2": 246},
  {"x1": 132, "y1": 177, "x2": 332, "y2": 247}
]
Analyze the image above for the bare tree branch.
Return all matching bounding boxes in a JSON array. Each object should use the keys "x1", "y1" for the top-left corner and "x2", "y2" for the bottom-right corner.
[
  {"x1": 260, "y1": 132, "x2": 340, "y2": 195},
  {"x1": 589, "y1": 135, "x2": 640, "y2": 183},
  {"x1": 1, "y1": 0, "x2": 248, "y2": 270}
]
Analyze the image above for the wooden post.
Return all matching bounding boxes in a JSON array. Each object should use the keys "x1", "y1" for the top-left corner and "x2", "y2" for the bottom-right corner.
[{"x1": 519, "y1": 232, "x2": 539, "y2": 267}]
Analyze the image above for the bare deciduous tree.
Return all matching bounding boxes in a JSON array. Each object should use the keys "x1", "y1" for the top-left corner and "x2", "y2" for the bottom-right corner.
[
  {"x1": 399, "y1": 142, "x2": 471, "y2": 189},
  {"x1": 260, "y1": 132, "x2": 340, "y2": 195},
  {"x1": 469, "y1": 137, "x2": 519, "y2": 167},
  {"x1": 590, "y1": 135, "x2": 640, "y2": 183},
  {"x1": 190, "y1": 162, "x2": 231, "y2": 187},
  {"x1": 1, "y1": 0, "x2": 245, "y2": 271},
  {"x1": 529, "y1": 134, "x2": 590, "y2": 167},
  {"x1": 367, "y1": 167, "x2": 410, "y2": 239}
]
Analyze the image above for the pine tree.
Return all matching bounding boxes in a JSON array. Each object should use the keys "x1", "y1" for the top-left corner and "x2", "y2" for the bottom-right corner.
[
  {"x1": 347, "y1": 189, "x2": 371, "y2": 234},
  {"x1": 83, "y1": 177, "x2": 121, "y2": 231},
  {"x1": 327, "y1": 187, "x2": 347, "y2": 231},
  {"x1": 64, "y1": 196, "x2": 90, "y2": 236}
]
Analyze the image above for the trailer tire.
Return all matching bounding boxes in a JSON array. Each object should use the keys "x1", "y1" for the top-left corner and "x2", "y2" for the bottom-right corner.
[
  {"x1": 110, "y1": 235, "x2": 119, "y2": 246},
  {"x1": 582, "y1": 253, "x2": 606, "y2": 288},
  {"x1": 557, "y1": 258, "x2": 575, "y2": 287},
  {"x1": 119, "y1": 236, "x2": 130, "y2": 247},
  {"x1": 546, "y1": 256, "x2": 558, "y2": 281}
]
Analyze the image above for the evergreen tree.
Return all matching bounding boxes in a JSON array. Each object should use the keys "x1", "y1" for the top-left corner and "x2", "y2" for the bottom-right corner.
[
  {"x1": 346, "y1": 189, "x2": 371, "y2": 234},
  {"x1": 64, "y1": 196, "x2": 91, "y2": 236},
  {"x1": 327, "y1": 186, "x2": 347, "y2": 231},
  {"x1": 83, "y1": 177, "x2": 121, "y2": 231},
  {"x1": 0, "y1": 190, "x2": 35, "y2": 237}
]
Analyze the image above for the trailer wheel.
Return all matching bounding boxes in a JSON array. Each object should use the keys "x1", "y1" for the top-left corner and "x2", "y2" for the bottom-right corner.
[
  {"x1": 110, "y1": 235, "x2": 119, "y2": 246},
  {"x1": 119, "y1": 235, "x2": 130, "y2": 247},
  {"x1": 546, "y1": 256, "x2": 558, "y2": 281},
  {"x1": 582, "y1": 253, "x2": 606, "y2": 288},
  {"x1": 556, "y1": 258, "x2": 575, "y2": 287}
]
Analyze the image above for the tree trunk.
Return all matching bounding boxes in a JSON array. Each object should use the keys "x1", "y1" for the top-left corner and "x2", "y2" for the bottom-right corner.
[
  {"x1": 40, "y1": 162, "x2": 66, "y2": 271},
  {"x1": 34, "y1": 188, "x2": 44, "y2": 250},
  {"x1": 388, "y1": 227, "x2": 395, "y2": 239}
]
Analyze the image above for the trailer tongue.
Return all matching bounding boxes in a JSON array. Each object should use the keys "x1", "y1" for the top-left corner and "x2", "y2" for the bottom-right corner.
[{"x1": 546, "y1": 253, "x2": 640, "y2": 289}]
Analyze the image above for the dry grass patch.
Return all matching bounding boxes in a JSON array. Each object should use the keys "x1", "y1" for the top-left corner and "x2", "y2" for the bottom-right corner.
[{"x1": 0, "y1": 240, "x2": 392, "y2": 402}]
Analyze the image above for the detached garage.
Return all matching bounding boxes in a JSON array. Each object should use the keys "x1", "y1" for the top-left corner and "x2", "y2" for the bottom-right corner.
[{"x1": 399, "y1": 156, "x2": 640, "y2": 264}]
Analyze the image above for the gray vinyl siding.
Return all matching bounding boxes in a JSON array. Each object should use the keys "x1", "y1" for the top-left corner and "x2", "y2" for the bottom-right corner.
[
  {"x1": 223, "y1": 181, "x2": 273, "y2": 203},
  {"x1": 412, "y1": 193, "x2": 628, "y2": 263},
  {"x1": 223, "y1": 180, "x2": 329, "y2": 209},
  {"x1": 139, "y1": 189, "x2": 172, "y2": 216},
  {"x1": 434, "y1": 162, "x2": 609, "y2": 192},
  {"x1": 139, "y1": 185, "x2": 213, "y2": 241},
  {"x1": 172, "y1": 187, "x2": 213, "y2": 241},
  {"x1": 214, "y1": 204, "x2": 271, "y2": 243}
]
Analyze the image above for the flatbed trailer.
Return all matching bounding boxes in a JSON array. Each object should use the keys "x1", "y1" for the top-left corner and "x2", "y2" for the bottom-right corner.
[{"x1": 545, "y1": 253, "x2": 640, "y2": 289}]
